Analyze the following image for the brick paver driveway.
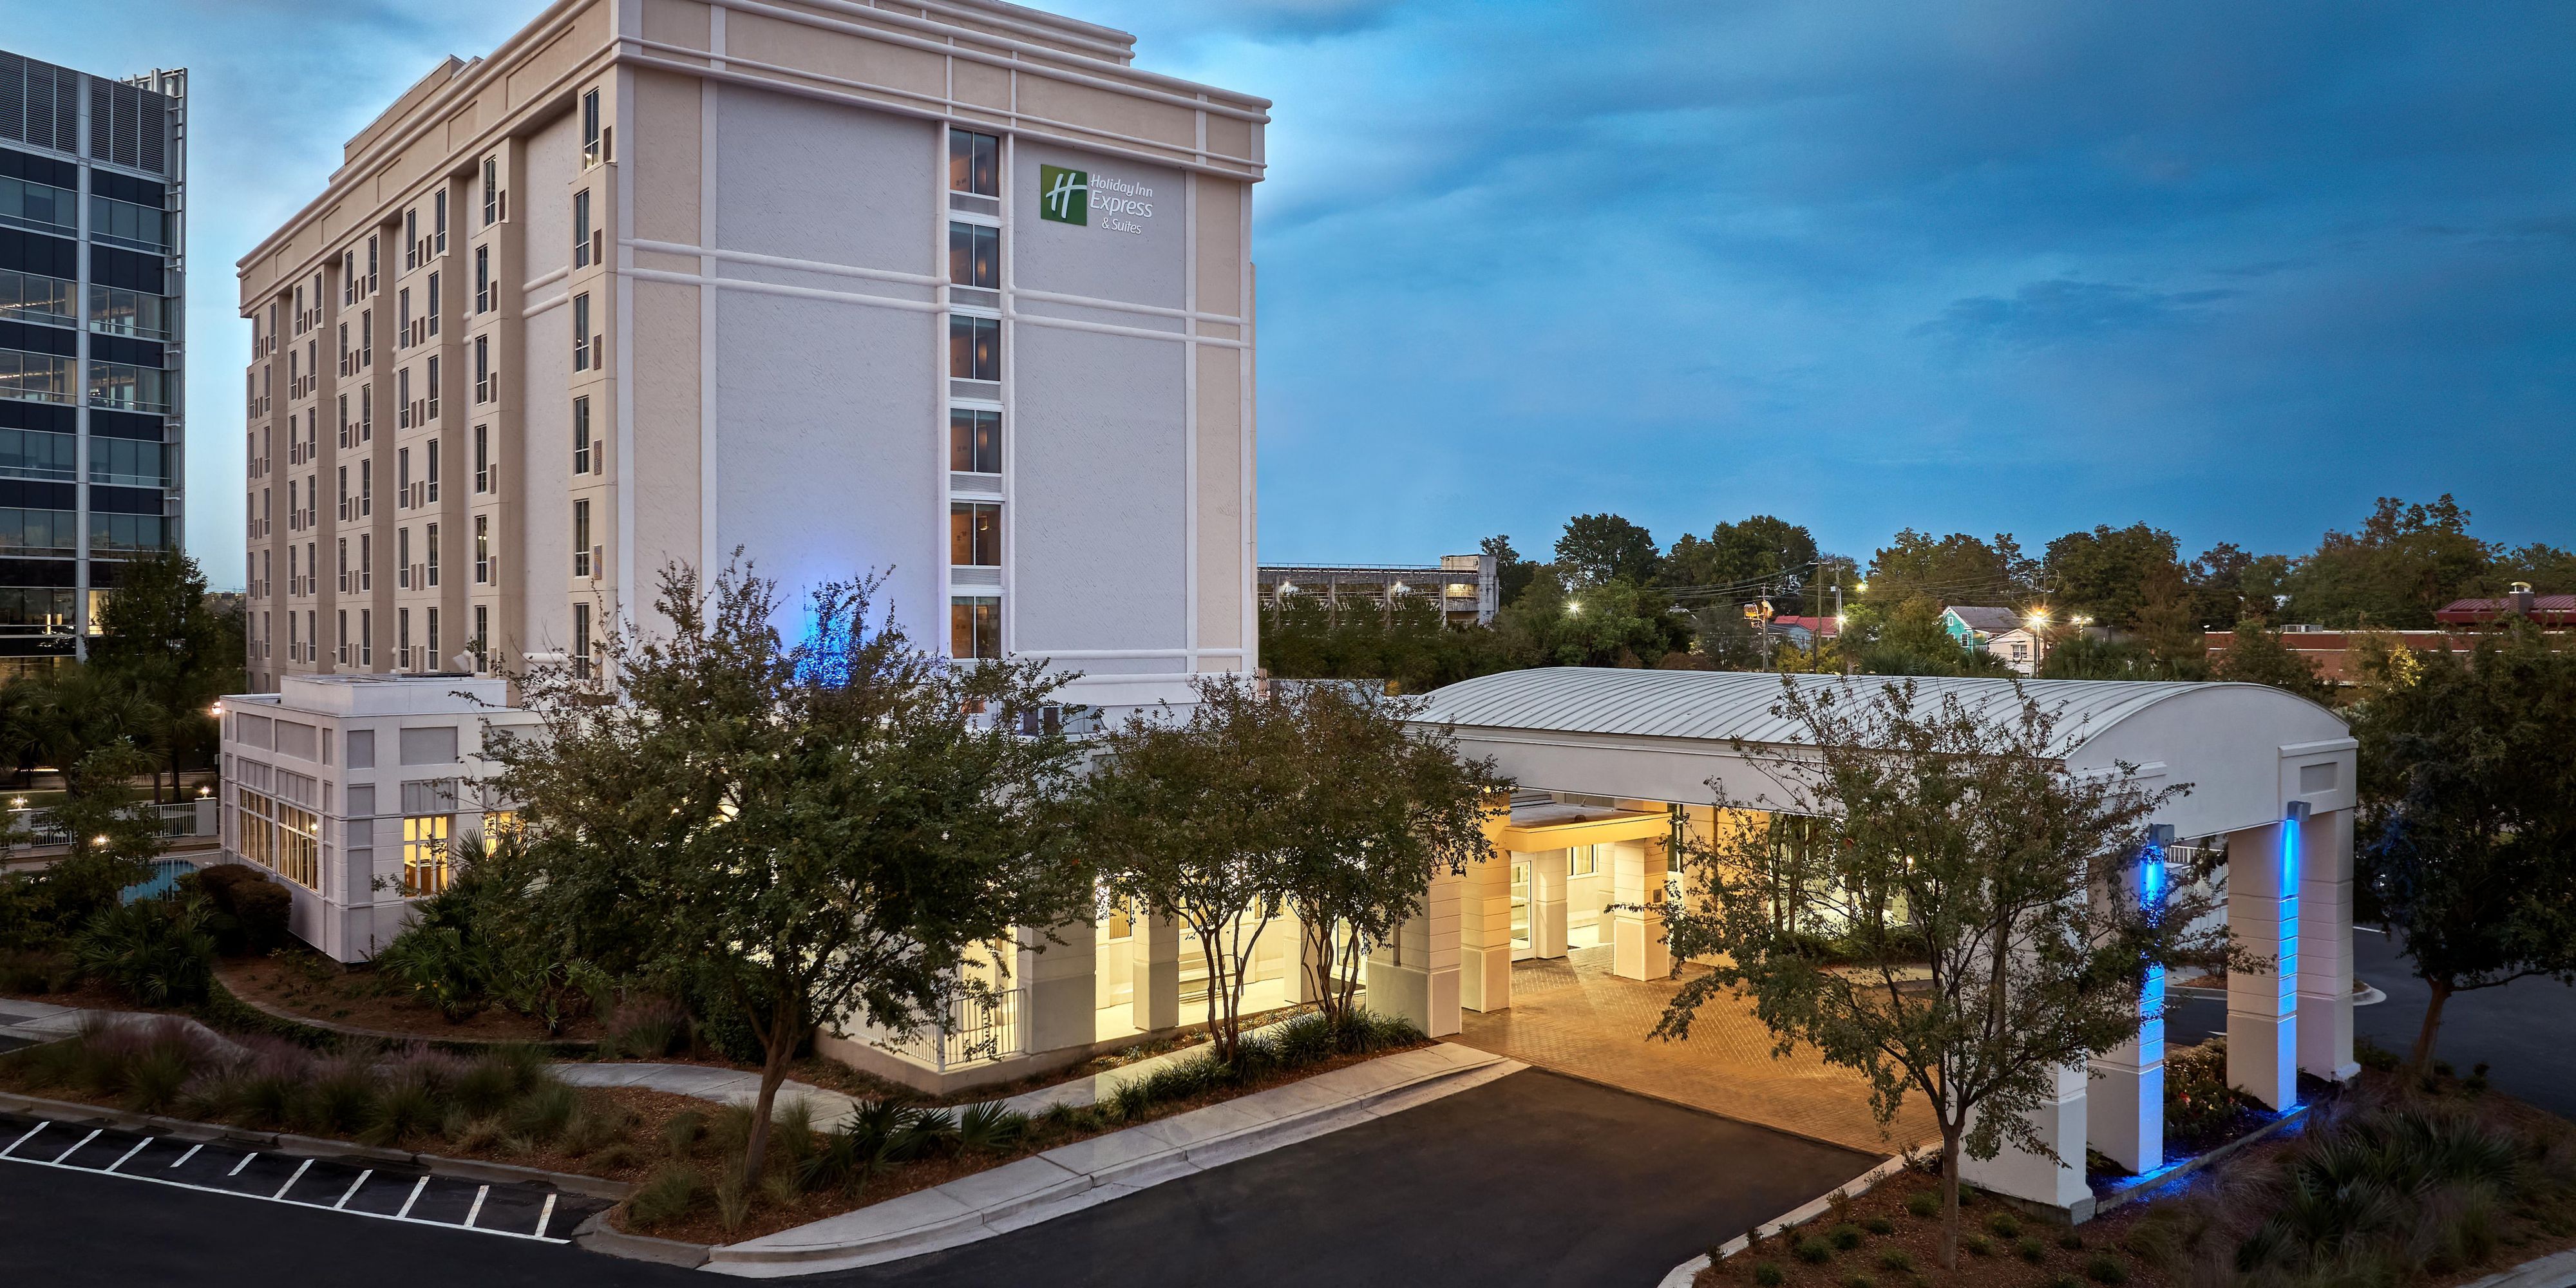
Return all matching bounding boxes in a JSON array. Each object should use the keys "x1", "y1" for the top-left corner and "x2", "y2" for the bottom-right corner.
[{"x1": 1455, "y1": 945, "x2": 1936, "y2": 1153}]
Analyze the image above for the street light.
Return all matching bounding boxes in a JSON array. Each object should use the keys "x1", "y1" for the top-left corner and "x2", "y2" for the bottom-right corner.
[{"x1": 1567, "y1": 600, "x2": 1584, "y2": 616}]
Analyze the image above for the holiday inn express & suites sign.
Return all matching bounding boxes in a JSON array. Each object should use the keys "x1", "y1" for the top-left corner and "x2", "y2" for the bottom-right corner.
[{"x1": 1039, "y1": 163, "x2": 1154, "y2": 234}]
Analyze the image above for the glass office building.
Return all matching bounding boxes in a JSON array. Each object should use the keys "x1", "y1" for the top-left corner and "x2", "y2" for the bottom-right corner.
[{"x1": 0, "y1": 51, "x2": 184, "y2": 674}]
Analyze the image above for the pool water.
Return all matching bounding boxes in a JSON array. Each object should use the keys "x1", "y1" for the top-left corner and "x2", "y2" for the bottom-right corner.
[{"x1": 118, "y1": 858, "x2": 198, "y2": 904}]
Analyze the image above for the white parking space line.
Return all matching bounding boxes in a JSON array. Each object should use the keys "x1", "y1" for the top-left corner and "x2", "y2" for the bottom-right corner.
[
  {"x1": 50, "y1": 1129, "x2": 100, "y2": 1164},
  {"x1": 463, "y1": 1184, "x2": 489, "y2": 1229},
  {"x1": 272, "y1": 1158, "x2": 313, "y2": 1200},
  {"x1": 1, "y1": 1144, "x2": 577, "y2": 1244},
  {"x1": 1, "y1": 1122, "x2": 44, "y2": 1157},
  {"x1": 169, "y1": 1142, "x2": 202, "y2": 1169},
  {"x1": 397, "y1": 1175, "x2": 428, "y2": 1218},
  {"x1": 535, "y1": 1192, "x2": 557, "y2": 1239},
  {"x1": 335, "y1": 1170, "x2": 372, "y2": 1210},
  {"x1": 105, "y1": 1138, "x2": 153, "y2": 1173},
  {"x1": 227, "y1": 1151, "x2": 259, "y2": 1177}
]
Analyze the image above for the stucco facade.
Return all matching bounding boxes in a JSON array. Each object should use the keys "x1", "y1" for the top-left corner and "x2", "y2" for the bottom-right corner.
[{"x1": 235, "y1": 0, "x2": 1265, "y2": 716}]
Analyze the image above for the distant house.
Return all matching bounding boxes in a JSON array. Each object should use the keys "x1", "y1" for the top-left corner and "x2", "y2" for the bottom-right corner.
[
  {"x1": 2434, "y1": 584, "x2": 2574, "y2": 627},
  {"x1": 1942, "y1": 605, "x2": 2041, "y2": 675},
  {"x1": 1769, "y1": 614, "x2": 1841, "y2": 650}
]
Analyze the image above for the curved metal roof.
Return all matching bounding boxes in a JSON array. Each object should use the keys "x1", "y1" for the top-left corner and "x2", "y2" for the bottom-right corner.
[{"x1": 1412, "y1": 667, "x2": 2286, "y2": 757}]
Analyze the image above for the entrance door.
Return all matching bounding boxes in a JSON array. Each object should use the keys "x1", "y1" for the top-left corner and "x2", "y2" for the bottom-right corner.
[{"x1": 1510, "y1": 860, "x2": 1534, "y2": 960}]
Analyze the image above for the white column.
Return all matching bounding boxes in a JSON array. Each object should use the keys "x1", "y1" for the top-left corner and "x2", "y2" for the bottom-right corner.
[
  {"x1": 1611, "y1": 840, "x2": 1671, "y2": 981},
  {"x1": 1024, "y1": 917, "x2": 1098, "y2": 1057},
  {"x1": 2087, "y1": 834, "x2": 2166, "y2": 1175},
  {"x1": 1531, "y1": 849, "x2": 1569, "y2": 959},
  {"x1": 1365, "y1": 864, "x2": 1462, "y2": 1036},
  {"x1": 2297, "y1": 807, "x2": 2359, "y2": 1081},
  {"x1": 1131, "y1": 913, "x2": 1179, "y2": 1033},
  {"x1": 1459, "y1": 851, "x2": 1513, "y2": 1012},
  {"x1": 1962, "y1": 1059, "x2": 2093, "y2": 1217},
  {"x1": 2226, "y1": 812, "x2": 2300, "y2": 1110}
]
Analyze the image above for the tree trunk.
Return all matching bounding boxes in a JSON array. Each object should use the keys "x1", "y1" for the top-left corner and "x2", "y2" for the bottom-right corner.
[
  {"x1": 2409, "y1": 976, "x2": 2454, "y2": 1073},
  {"x1": 740, "y1": 994, "x2": 798, "y2": 1187},
  {"x1": 1302, "y1": 917, "x2": 1336, "y2": 1022},
  {"x1": 1938, "y1": 1126, "x2": 1963, "y2": 1269}
]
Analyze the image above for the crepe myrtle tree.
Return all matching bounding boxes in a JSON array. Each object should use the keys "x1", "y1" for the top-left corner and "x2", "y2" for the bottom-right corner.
[
  {"x1": 1277, "y1": 681, "x2": 1508, "y2": 1027},
  {"x1": 1651, "y1": 677, "x2": 2231, "y2": 1269},
  {"x1": 480, "y1": 555, "x2": 1091, "y2": 1186}
]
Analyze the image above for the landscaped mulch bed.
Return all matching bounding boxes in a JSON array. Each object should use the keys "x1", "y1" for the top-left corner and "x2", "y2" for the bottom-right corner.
[
  {"x1": 215, "y1": 952, "x2": 603, "y2": 1043},
  {"x1": 1696, "y1": 1168, "x2": 2165, "y2": 1288}
]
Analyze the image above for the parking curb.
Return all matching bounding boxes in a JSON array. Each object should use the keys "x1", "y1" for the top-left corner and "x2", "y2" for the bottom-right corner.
[
  {"x1": 0, "y1": 1090, "x2": 633, "y2": 1200},
  {"x1": 571, "y1": 1210, "x2": 714, "y2": 1267}
]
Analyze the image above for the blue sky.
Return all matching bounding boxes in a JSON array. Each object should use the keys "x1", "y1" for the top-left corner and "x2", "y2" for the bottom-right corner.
[{"x1": 20, "y1": 1, "x2": 2575, "y2": 586}]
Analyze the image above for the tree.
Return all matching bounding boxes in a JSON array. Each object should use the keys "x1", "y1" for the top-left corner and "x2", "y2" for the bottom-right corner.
[
  {"x1": 1279, "y1": 683, "x2": 1508, "y2": 1024},
  {"x1": 2132, "y1": 562, "x2": 2210, "y2": 677},
  {"x1": 2353, "y1": 624, "x2": 2576, "y2": 1072},
  {"x1": 1480, "y1": 535, "x2": 1539, "y2": 609},
  {"x1": 1653, "y1": 678, "x2": 2223, "y2": 1268},
  {"x1": 2285, "y1": 496, "x2": 2497, "y2": 628},
  {"x1": 88, "y1": 549, "x2": 242, "y2": 800},
  {"x1": 1661, "y1": 515, "x2": 1820, "y2": 596},
  {"x1": 1554, "y1": 513, "x2": 1661, "y2": 587},
  {"x1": 1495, "y1": 569, "x2": 1690, "y2": 668},
  {"x1": 1864, "y1": 529, "x2": 2037, "y2": 609},
  {"x1": 2209, "y1": 620, "x2": 2332, "y2": 703},
  {"x1": 479, "y1": 557, "x2": 1090, "y2": 1187},
  {"x1": 1858, "y1": 595, "x2": 2011, "y2": 678},
  {"x1": 2041, "y1": 524, "x2": 2182, "y2": 630},
  {"x1": 1074, "y1": 675, "x2": 1305, "y2": 1065}
]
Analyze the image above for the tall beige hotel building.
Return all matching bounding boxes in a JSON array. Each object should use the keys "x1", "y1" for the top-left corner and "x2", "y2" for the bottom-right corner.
[{"x1": 238, "y1": 0, "x2": 1265, "y2": 715}]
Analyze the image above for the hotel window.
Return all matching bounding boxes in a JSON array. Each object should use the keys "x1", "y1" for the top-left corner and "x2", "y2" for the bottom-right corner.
[
  {"x1": 472, "y1": 605, "x2": 489, "y2": 670},
  {"x1": 949, "y1": 222, "x2": 999, "y2": 288},
  {"x1": 360, "y1": 384, "x2": 374, "y2": 440},
  {"x1": 0, "y1": 267, "x2": 76, "y2": 326},
  {"x1": 426, "y1": 523, "x2": 440, "y2": 587},
  {"x1": 399, "y1": 607, "x2": 412, "y2": 668},
  {"x1": 433, "y1": 189, "x2": 448, "y2": 256},
  {"x1": 949, "y1": 502, "x2": 1001, "y2": 567},
  {"x1": 426, "y1": 438, "x2": 440, "y2": 502},
  {"x1": 573, "y1": 189, "x2": 591, "y2": 269},
  {"x1": 404, "y1": 208, "x2": 417, "y2": 271},
  {"x1": 573, "y1": 395, "x2": 592, "y2": 473},
  {"x1": 359, "y1": 533, "x2": 373, "y2": 591},
  {"x1": 397, "y1": 369, "x2": 411, "y2": 429},
  {"x1": 402, "y1": 810, "x2": 453, "y2": 896},
  {"x1": 1569, "y1": 845, "x2": 1600, "y2": 878},
  {"x1": 89, "y1": 285, "x2": 169, "y2": 339},
  {"x1": 359, "y1": 308, "x2": 373, "y2": 367},
  {"x1": 582, "y1": 88, "x2": 606, "y2": 164},
  {"x1": 367, "y1": 234, "x2": 379, "y2": 293},
  {"x1": 343, "y1": 250, "x2": 357, "y2": 305},
  {"x1": 337, "y1": 609, "x2": 349, "y2": 663},
  {"x1": 426, "y1": 272, "x2": 440, "y2": 336},
  {"x1": 949, "y1": 316, "x2": 999, "y2": 381},
  {"x1": 474, "y1": 246, "x2": 489, "y2": 313},
  {"x1": 949, "y1": 129, "x2": 999, "y2": 196},
  {"x1": 573, "y1": 294, "x2": 592, "y2": 371},
  {"x1": 474, "y1": 424, "x2": 489, "y2": 491},
  {"x1": 951, "y1": 409, "x2": 1001, "y2": 474},
  {"x1": 482, "y1": 156, "x2": 499, "y2": 226},
  {"x1": 398, "y1": 526, "x2": 412, "y2": 588},
  {"x1": 359, "y1": 608, "x2": 374, "y2": 665},
  {"x1": 573, "y1": 603, "x2": 594, "y2": 677},
  {"x1": 398, "y1": 447, "x2": 411, "y2": 509},
  {"x1": 359, "y1": 459, "x2": 373, "y2": 516},
  {"x1": 428, "y1": 606, "x2": 440, "y2": 663},
  {"x1": 336, "y1": 536, "x2": 348, "y2": 592},
  {"x1": 337, "y1": 322, "x2": 348, "y2": 375},
  {"x1": 397, "y1": 288, "x2": 410, "y2": 346},
  {"x1": 473, "y1": 335, "x2": 489, "y2": 402},
  {"x1": 950, "y1": 596, "x2": 1000, "y2": 660},
  {"x1": 474, "y1": 515, "x2": 490, "y2": 584},
  {"x1": 573, "y1": 500, "x2": 592, "y2": 577},
  {"x1": 425, "y1": 355, "x2": 440, "y2": 420}
]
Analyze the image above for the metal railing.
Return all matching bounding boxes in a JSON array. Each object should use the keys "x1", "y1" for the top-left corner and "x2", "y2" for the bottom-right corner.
[
  {"x1": 891, "y1": 988, "x2": 1025, "y2": 1074},
  {"x1": 8, "y1": 799, "x2": 218, "y2": 846}
]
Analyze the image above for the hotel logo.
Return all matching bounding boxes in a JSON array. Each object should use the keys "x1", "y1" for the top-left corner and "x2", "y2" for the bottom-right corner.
[{"x1": 1039, "y1": 165, "x2": 1088, "y2": 225}]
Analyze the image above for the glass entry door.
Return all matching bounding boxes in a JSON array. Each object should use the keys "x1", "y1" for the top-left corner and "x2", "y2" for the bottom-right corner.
[{"x1": 1510, "y1": 860, "x2": 1533, "y2": 960}]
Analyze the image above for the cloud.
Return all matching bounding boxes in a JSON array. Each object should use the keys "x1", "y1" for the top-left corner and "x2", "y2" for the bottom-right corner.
[{"x1": 1915, "y1": 281, "x2": 2242, "y2": 350}]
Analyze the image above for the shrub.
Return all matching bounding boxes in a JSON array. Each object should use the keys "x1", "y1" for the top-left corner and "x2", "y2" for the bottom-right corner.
[
  {"x1": 1985, "y1": 1212, "x2": 2022, "y2": 1238},
  {"x1": 194, "y1": 864, "x2": 291, "y2": 956},
  {"x1": 627, "y1": 1164, "x2": 706, "y2": 1229},
  {"x1": 2058, "y1": 1231, "x2": 2085, "y2": 1251},
  {"x1": 363, "y1": 1075, "x2": 444, "y2": 1146},
  {"x1": 2083, "y1": 1254, "x2": 2127, "y2": 1283},
  {"x1": 664, "y1": 1108, "x2": 706, "y2": 1159},
  {"x1": 1905, "y1": 1190, "x2": 1940, "y2": 1219},
  {"x1": 75, "y1": 896, "x2": 216, "y2": 1006},
  {"x1": 1828, "y1": 1223, "x2": 1864, "y2": 1250},
  {"x1": 2354, "y1": 1036, "x2": 2401, "y2": 1074},
  {"x1": 1964, "y1": 1235, "x2": 1993, "y2": 1256},
  {"x1": 1794, "y1": 1237, "x2": 1832, "y2": 1264},
  {"x1": 1752, "y1": 1264, "x2": 1785, "y2": 1287},
  {"x1": 372, "y1": 922, "x2": 494, "y2": 1022},
  {"x1": 1864, "y1": 1216, "x2": 1895, "y2": 1235},
  {"x1": 307, "y1": 1054, "x2": 383, "y2": 1134},
  {"x1": 451, "y1": 1056, "x2": 520, "y2": 1117},
  {"x1": 1841, "y1": 1275, "x2": 1873, "y2": 1288},
  {"x1": 1875, "y1": 1249, "x2": 1913, "y2": 1271},
  {"x1": 602, "y1": 995, "x2": 687, "y2": 1059},
  {"x1": 956, "y1": 1101, "x2": 1027, "y2": 1153},
  {"x1": 2016, "y1": 1236, "x2": 2047, "y2": 1263},
  {"x1": 504, "y1": 1083, "x2": 578, "y2": 1142}
]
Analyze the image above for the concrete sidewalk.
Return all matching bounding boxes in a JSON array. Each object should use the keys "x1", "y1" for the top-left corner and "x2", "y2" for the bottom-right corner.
[
  {"x1": 695, "y1": 1042, "x2": 1522, "y2": 1277},
  {"x1": 551, "y1": 1063, "x2": 865, "y2": 1128}
]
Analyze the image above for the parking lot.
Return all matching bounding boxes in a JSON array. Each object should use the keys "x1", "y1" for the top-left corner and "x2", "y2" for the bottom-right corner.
[{"x1": 0, "y1": 1111, "x2": 609, "y2": 1244}]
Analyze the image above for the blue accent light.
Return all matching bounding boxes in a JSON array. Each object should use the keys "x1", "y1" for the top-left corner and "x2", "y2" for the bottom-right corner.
[{"x1": 798, "y1": 604, "x2": 860, "y2": 688}]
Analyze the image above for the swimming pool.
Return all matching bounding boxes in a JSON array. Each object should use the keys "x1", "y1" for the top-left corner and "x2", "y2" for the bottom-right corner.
[{"x1": 118, "y1": 858, "x2": 198, "y2": 903}]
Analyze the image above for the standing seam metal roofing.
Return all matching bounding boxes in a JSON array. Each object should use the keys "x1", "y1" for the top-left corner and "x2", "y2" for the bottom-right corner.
[{"x1": 1410, "y1": 667, "x2": 2280, "y2": 757}]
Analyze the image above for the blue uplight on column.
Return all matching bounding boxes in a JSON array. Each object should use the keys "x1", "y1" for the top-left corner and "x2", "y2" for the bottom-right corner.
[{"x1": 2284, "y1": 800, "x2": 2309, "y2": 891}]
